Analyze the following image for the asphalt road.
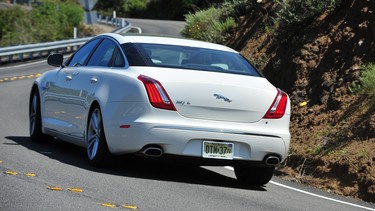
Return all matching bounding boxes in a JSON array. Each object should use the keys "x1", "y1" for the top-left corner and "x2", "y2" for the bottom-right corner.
[
  {"x1": 0, "y1": 19, "x2": 374, "y2": 211},
  {"x1": 126, "y1": 18, "x2": 185, "y2": 37}
]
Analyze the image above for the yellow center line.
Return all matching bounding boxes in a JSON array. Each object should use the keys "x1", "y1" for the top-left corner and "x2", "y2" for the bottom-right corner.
[
  {"x1": 101, "y1": 203, "x2": 117, "y2": 208},
  {"x1": 4, "y1": 170, "x2": 18, "y2": 175},
  {"x1": 0, "y1": 73, "x2": 42, "y2": 83}
]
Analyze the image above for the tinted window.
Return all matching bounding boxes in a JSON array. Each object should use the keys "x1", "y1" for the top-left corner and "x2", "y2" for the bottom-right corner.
[
  {"x1": 122, "y1": 43, "x2": 146, "y2": 66},
  {"x1": 68, "y1": 39, "x2": 101, "y2": 67},
  {"x1": 113, "y1": 50, "x2": 125, "y2": 67},
  {"x1": 87, "y1": 39, "x2": 117, "y2": 67},
  {"x1": 121, "y1": 43, "x2": 260, "y2": 77}
]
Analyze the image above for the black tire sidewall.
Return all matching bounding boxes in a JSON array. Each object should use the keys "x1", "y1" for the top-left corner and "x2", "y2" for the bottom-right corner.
[{"x1": 29, "y1": 89, "x2": 43, "y2": 142}]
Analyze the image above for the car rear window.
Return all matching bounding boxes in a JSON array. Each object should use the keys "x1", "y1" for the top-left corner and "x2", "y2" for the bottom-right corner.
[{"x1": 121, "y1": 43, "x2": 261, "y2": 77}]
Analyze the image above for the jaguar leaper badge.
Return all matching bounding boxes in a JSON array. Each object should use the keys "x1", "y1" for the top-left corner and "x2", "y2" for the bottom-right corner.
[{"x1": 214, "y1": 94, "x2": 232, "y2": 103}]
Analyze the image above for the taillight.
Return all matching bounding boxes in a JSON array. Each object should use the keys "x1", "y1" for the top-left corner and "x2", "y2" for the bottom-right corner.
[
  {"x1": 263, "y1": 88, "x2": 288, "y2": 119},
  {"x1": 137, "y1": 75, "x2": 176, "y2": 111}
]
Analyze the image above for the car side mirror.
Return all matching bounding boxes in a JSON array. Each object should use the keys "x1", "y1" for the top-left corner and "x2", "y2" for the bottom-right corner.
[{"x1": 47, "y1": 53, "x2": 64, "y2": 67}]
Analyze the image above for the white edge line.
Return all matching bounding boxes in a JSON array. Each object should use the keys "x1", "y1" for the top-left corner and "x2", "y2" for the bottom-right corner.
[{"x1": 224, "y1": 166, "x2": 375, "y2": 211}]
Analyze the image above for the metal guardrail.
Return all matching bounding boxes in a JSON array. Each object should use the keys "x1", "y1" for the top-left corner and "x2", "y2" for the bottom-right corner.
[
  {"x1": 0, "y1": 15, "x2": 132, "y2": 65},
  {"x1": 0, "y1": 38, "x2": 91, "y2": 64}
]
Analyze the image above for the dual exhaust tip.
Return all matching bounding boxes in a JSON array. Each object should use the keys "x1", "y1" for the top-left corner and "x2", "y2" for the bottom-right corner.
[{"x1": 140, "y1": 146, "x2": 281, "y2": 166}]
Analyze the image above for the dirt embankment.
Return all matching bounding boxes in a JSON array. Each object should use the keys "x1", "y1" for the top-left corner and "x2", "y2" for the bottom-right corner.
[{"x1": 227, "y1": 0, "x2": 375, "y2": 203}]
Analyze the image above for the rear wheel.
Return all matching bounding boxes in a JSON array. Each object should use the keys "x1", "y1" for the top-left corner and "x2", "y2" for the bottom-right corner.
[
  {"x1": 29, "y1": 88, "x2": 52, "y2": 142},
  {"x1": 86, "y1": 106, "x2": 111, "y2": 167},
  {"x1": 234, "y1": 165, "x2": 275, "y2": 186}
]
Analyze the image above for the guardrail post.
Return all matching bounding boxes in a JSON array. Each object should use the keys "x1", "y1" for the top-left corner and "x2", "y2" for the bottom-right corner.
[{"x1": 73, "y1": 27, "x2": 77, "y2": 39}]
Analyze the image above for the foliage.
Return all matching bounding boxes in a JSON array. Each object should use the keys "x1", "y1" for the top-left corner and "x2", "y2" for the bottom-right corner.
[
  {"x1": 360, "y1": 63, "x2": 375, "y2": 99},
  {"x1": 96, "y1": 0, "x2": 225, "y2": 20},
  {"x1": 181, "y1": 7, "x2": 236, "y2": 44},
  {"x1": 95, "y1": 0, "x2": 124, "y2": 16},
  {"x1": 0, "y1": 7, "x2": 34, "y2": 46},
  {"x1": 122, "y1": 0, "x2": 147, "y2": 17},
  {"x1": 220, "y1": 0, "x2": 252, "y2": 19},
  {"x1": 275, "y1": 0, "x2": 341, "y2": 27},
  {"x1": 0, "y1": 0, "x2": 83, "y2": 46}
]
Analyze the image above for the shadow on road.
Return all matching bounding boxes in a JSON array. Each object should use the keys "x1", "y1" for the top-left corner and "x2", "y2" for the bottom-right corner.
[{"x1": 6, "y1": 136, "x2": 266, "y2": 192}]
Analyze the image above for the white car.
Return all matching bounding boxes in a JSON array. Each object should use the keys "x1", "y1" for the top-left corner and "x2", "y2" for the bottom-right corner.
[{"x1": 29, "y1": 33, "x2": 290, "y2": 185}]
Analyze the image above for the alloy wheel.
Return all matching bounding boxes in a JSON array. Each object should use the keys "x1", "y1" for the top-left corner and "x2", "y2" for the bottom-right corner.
[{"x1": 87, "y1": 108, "x2": 101, "y2": 160}]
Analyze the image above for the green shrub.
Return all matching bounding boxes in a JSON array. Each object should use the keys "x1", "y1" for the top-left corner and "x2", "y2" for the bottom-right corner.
[
  {"x1": 0, "y1": 7, "x2": 35, "y2": 46},
  {"x1": 275, "y1": 0, "x2": 341, "y2": 27},
  {"x1": 122, "y1": 0, "x2": 147, "y2": 17},
  {"x1": 360, "y1": 63, "x2": 375, "y2": 99},
  {"x1": 181, "y1": 7, "x2": 236, "y2": 44},
  {"x1": 0, "y1": 0, "x2": 83, "y2": 47},
  {"x1": 220, "y1": 0, "x2": 252, "y2": 18}
]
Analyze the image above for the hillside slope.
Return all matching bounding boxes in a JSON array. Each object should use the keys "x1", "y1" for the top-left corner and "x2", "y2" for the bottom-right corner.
[{"x1": 227, "y1": 0, "x2": 374, "y2": 203}]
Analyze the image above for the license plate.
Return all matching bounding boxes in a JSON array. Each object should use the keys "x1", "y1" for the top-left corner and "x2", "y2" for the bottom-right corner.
[{"x1": 202, "y1": 141, "x2": 234, "y2": 160}]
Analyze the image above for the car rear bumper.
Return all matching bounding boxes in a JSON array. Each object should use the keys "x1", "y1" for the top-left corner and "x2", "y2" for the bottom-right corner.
[{"x1": 102, "y1": 102, "x2": 290, "y2": 164}]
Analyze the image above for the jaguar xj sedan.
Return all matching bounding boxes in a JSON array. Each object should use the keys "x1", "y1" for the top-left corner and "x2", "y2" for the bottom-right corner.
[{"x1": 29, "y1": 33, "x2": 290, "y2": 185}]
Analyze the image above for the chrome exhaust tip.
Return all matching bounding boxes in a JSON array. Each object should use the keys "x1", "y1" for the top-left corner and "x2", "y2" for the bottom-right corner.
[
  {"x1": 140, "y1": 147, "x2": 163, "y2": 157},
  {"x1": 264, "y1": 156, "x2": 280, "y2": 166}
]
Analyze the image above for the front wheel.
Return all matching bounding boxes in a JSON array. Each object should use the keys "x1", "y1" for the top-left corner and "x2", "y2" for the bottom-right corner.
[
  {"x1": 234, "y1": 165, "x2": 275, "y2": 186},
  {"x1": 86, "y1": 106, "x2": 111, "y2": 167}
]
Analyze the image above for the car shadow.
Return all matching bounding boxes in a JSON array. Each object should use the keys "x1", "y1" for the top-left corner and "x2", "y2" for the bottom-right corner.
[{"x1": 5, "y1": 136, "x2": 266, "y2": 192}]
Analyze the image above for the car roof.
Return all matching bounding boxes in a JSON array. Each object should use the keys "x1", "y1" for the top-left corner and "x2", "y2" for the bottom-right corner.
[{"x1": 97, "y1": 33, "x2": 238, "y2": 53}]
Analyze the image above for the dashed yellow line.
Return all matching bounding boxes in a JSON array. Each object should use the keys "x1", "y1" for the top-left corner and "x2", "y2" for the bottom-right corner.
[
  {"x1": 101, "y1": 203, "x2": 118, "y2": 208},
  {"x1": 24, "y1": 172, "x2": 37, "y2": 177},
  {"x1": 67, "y1": 188, "x2": 84, "y2": 193},
  {"x1": 122, "y1": 204, "x2": 139, "y2": 210},
  {"x1": 47, "y1": 186, "x2": 64, "y2": 191},
  {"x1": 1, "y1": 161, "x2": 139, "y2": 209},
  {"x1": 4, "y1": 170, "x2": 18, "y2": 175},
  {"x1": 0, "y1": 73, "x2": 42, "y2": 83}
]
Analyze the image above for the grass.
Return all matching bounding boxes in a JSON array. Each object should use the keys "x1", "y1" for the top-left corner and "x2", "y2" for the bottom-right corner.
[{"x1": 360, "y1": 63, "x2": 375, "y2": 99}]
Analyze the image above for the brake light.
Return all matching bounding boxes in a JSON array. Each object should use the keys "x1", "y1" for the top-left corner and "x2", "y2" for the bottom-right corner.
[
  {"x1": 263, "y1": 88, "x2": 288, "y2": 119},
  {"x1": 138, "y1": 75, "x2": 176, "y2": 111}
]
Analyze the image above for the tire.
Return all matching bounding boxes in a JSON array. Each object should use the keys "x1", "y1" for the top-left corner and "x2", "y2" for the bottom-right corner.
[
  {"x1": 86, "y1": 106, "x2": 111, "y2": 167},
  {"x1": 29, "y1": 88, "x2": 52, "y2": 142},
  {"x1": 234, "y1": 165, "x2": 275, "y2": 186}
]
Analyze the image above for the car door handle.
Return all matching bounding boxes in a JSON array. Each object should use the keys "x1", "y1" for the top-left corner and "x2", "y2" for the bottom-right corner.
[
  {"x1": 90, "y1": 77, "x2": 98, "y2": 83},
  {"x1": 66, "y1": 75, "x2": 73, "y2": 81}
]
